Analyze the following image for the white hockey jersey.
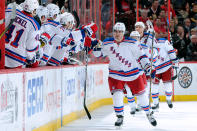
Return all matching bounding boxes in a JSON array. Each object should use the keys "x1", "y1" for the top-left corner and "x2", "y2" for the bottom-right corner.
[
  {"x1": 140, "y1": 32, "x2": 158, "y2": 48},
  {"x1": 154, "y1": 38, "x2": 178, "y2": 74},
  {"x1": 138, "y1": 43, "x2": 158, "y2": 75},
  {"x1": 39, "y1": 20, "x2": 62, "y2": 65},
  {"x1": 5, "y1": 8, "x2": 40, "y2": 68},
  {"x1": 94, "y1": 37, "x2": 150, "y2": 81},
  {"x1": 47, "y1": 28, "x2": 86, "y2": 66}
]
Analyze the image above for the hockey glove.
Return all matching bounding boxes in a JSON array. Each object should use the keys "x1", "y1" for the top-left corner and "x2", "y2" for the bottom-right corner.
[
  {"x1": 83, "y1": 22, "x2": 98, "y2": 37},
  {"x1": 145, "y1": 66, "x2": 156, "y2": 79},
  {"x1": 61, "y1": 37, "x2": 75, "y2": 47}
]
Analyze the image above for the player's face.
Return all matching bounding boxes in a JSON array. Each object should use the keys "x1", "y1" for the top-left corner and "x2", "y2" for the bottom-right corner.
[
  {"x1": 113, "y1": 30, "x2": 124, "y2": 42},
  {"x1": 63, "y1": 22, "x2": 74, "y2": 30},
  {"x1": 135, "y1": 25, "x2": 144, "y2": 36},
  {"x1": 41, "y1": 16, "x2": 47, "y2": 24},
  {"x1": 131, "y1": 36, "x2": 140, "y2": 41}
]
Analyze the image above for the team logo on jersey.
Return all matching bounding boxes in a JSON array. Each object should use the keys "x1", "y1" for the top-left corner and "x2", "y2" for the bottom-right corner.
[{"x1": 178, "y1": 66, "x2": 192, "y2": 88}]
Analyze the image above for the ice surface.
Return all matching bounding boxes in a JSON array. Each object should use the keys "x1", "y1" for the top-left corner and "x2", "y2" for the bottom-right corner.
[{"x1": 57, "y1": 102, "x2": 197, "y2": 131}]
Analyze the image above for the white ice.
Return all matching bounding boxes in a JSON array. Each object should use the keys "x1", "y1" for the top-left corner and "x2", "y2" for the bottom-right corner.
[{"x1": 57, "y1": 102, "x2": 197, "y2": 131}]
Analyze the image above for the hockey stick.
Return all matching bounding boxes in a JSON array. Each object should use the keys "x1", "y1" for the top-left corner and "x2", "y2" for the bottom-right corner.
[
  {"x1": 149, "y1": 31, "x2": 155, "y2": 107},
  {"x1": 83, "y1": 48, "x2": 92, "y2": 120},
  {"x1": 0, "y1": 2, "x2": 16, "y2": 40},
  {"x1": 68, "y1": 57, "x2": 83, "y2": 65}
]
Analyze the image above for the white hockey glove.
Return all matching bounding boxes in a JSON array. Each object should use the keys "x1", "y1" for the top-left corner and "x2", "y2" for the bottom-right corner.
[{"x1": 146, "y1": 20, "x2": 155, "y2": 34}]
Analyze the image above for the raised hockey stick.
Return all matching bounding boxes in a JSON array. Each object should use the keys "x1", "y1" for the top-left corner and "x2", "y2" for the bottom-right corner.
[
  {"x1": 149, "y1": 32, "x2": 155, "y2": 107},
  {"x1": 0, "y1": 2, "x2": 16, "y2": 40},
  {"x1": 83, "y1": 48, "x2": 92, "y2": 120}
]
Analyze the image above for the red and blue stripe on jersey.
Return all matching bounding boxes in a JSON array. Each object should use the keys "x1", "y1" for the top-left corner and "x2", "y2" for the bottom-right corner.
[
  {"x1": 5, "y1": 48, "x2": 26, "y2": 64},
  {"x1": 41, "y1": 54, "x2": 49, "y2": 62},
  {"x1": 15, "y1": 9, "x2": 40, "y2": 31},
  {"x1": 109, "y1": 68, "x2": 140, "y2": 77},
  {"x1": 155, "y1": 60, "x2": 172, "y2": 70},
  {"x1": 48, "y1": 57, "x2": 61, "y2": 66},
  {"x1": 44, "y1": 20, "x2": 60, "y2": 27}
]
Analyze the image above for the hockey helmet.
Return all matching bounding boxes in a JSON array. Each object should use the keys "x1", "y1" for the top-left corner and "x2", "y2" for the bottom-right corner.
[
  {"x1": 36, "y1": 6, "x2": 49, "y2": 20},
  {"x1": 22, "y1": 0, "x2": 39, "y2": 13},
  {"x1": 60, "y1": 12, "x2": 75, "y2": 26},
  {"x1": 47, "y1": 3, "x2": 60, "y2": 18},
  {"x1": 113, "y1": 22, "x2": 126, "y2": 33},
  {"x1": 135, "y1": 22, "x2": 145, "y2": 29}
]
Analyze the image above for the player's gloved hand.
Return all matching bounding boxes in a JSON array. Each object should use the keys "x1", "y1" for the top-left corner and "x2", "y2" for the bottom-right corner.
[
  {"x1": 83, "y1": 22, "x2": 98, "y2": 37},
  {"x1": 61, "y1": 37, "x2": 75, "y2": 47},
  {"x1": 145, "y1": 66, "x2": 156, "y2": 79},
  {"x1": 26, "y1": 56, "x2": 36, "y2": 65},
  {"x1": 147, "y1": 28, "x2": 155, "y2": 34}
]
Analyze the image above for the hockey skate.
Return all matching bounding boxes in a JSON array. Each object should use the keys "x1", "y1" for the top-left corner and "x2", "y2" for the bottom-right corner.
[
  {"x1": 136, "y1": 106, "x2": 142, "y2": 112},
  {"x1": 130, "y1": 108, "x2": 136, "y2": 115},
  {"x1": 146, "y1": 113, "x2": 157, "y2": 126},
  {"x1": 152, "y1": 103, "x2": 159, "y2": 112},
  {"x1": 167, "y1": 100, "x2": 173, "y2": 108},
  {"x1": 115, "y1": 115, "x2": 123, "y2": 129}
]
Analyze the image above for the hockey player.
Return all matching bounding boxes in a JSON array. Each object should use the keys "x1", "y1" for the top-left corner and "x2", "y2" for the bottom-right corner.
[
  {"x1": 93, "y1": 22, "x2": 157, "y2": 127},
  {"x1": 35, "y1": 6, "x2": 49, "y2": 26},
  {"x1": 126, "y1": 31, "x2": 158, "y2": 115},
  {"x1": 47, "y1": 12, "x2": 77, "y2": 66},
  {"x1": 151, "y1": 35, "x2": 178, "y2": 110},
  {"x1": 46, "y1": 13, "x2": 99, "y2": 66},
  {"x1": 39, "y1": 3, "x2": 61, "y2": 66},
  {"x1": 5, "y1": 0, "x2": 40, "y2": 68}
]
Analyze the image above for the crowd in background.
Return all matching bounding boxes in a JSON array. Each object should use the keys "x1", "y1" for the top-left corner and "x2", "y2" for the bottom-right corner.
[
  {"x1": 4, "y1": 0, "x2": 197, "y2": 62},
  {"x1": 115, "y1": 0, "x2": 197, "y2": 61}
]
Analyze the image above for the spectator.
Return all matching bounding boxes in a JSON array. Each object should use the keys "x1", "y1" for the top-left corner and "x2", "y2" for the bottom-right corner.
[
  {"x1": 148, "y1": 0, "x2": 161, "y2": 20},
  {"x1": 189, "y1": 3, "x2": 197, "y2": 28},
  {"x1": 191, "y1": 28, "x2": 197, "y2": 36},
  {"x1": 183, "y1": 18, "x2": 192, "y2": 37},
  {"x1": 185, "y1": 35, "x2": 197, "y2": 61},
  {"x1": 115, "y1": 0, "x2": 134, "y2": 14},
  {"x1": 154, "y1": 18, "x2": 168, "y2": 39},
  {"x1": 159, "y1": 9, "x2": 167, "y2": 27},
  {"x1": 172, "y1": 25, "x2": 187, "y2": 60},
  {"x1": 139, "y1": 9, "x2": 149, "y2": 24},
  {"x1": 170, "y1": 19, "x2": 176, "y2": 36},
  {"x1": 178, "y1": 2, "x2": 190, "y2": 19},
  {"x1": 61, "y1": 0, "x2": 70, "y2": 13},
  {"x1": 160, "y1": 0, "x2": 176, "y2": 19}
]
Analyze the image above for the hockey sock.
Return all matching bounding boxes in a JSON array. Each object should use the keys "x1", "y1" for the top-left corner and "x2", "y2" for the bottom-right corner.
[
  {"x1": 151, "y1": 84, "x2": 159, "y2": 105},
  {"x1": 125, "y1": 85, "x2": 136, "y2": 109},
  {"x1": 163, "y1": 82, "x2": 173, "y2": 101},
  {"x1": 137, "y1": 92, "x2": 150, "y2": 114},
  {"x1": 113, "y1": 91, "x2": 124, "y2": 116}
]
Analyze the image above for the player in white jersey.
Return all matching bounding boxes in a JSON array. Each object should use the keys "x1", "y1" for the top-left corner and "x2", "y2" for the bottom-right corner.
[
  {"x1": 39, "y1": 3, "x2": 61, "y2": 66},
  {"x1": 93, "y1": 22, "x2": 157, "y2": 127},
  {"x1": 47, "y1": 12, "x2": 77, "y2": 66},
  {"x1": 47, "y1": 13, "x2": 99, "y2": 66},
  {"x1": 5, "y1": 0, "x2": 40, "y2": 68},
  {"x1": 151, "y1": 36, "x2": 178, "y2": 110},
  {"x1": 134, "y1": 21, "x2": 159, "y2": 110},
  {"x1": 125, "y1": 30, "x2": 158, "y2": 114}
]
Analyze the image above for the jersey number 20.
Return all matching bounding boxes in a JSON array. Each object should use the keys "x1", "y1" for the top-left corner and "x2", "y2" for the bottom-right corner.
[{"x1": 5, "y1": 24, "x2": 24, "y2": 48}]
